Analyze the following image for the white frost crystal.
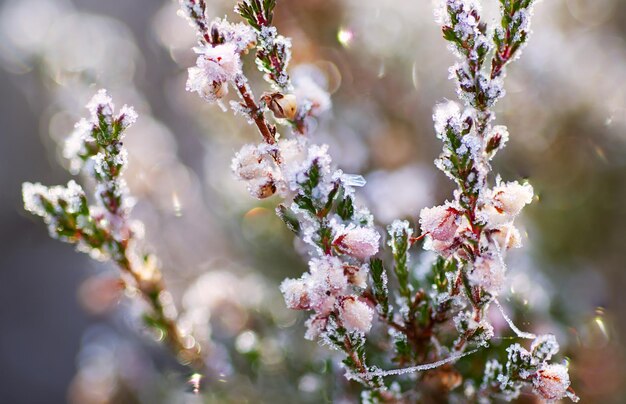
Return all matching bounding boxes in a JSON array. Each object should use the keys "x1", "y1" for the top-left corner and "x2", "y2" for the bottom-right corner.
[{"x1": 339, "y1": 297, "x2": 373, "y2": 333}]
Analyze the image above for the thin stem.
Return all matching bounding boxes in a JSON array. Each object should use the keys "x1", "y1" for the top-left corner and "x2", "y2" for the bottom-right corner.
[{"x1": 236, "y1": 80, "x2": 277, "y2": 145}]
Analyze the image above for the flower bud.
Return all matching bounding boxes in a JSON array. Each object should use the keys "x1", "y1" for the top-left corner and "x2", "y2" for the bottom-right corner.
[
  {"x1": 280, "y1": 278, "x2": 310, "y2": 310},
  {"x1": 492, "y1": 181, "x2": 534, "y2": 217},
  {"x1": 333, "y1": 226, "x2": 380, "y2": 260},
  {"x1": 264, "y1": 92, "x2": 298, "y2": 120},
  {"x1": 419, "y1": 204, "x2": 460, "y2": 241},
  {"x1": 339, "y1": 296, "x2": 373, "y2": 333},
  {"x1": 533, "y1": 364, "x2": 572, "y2": 402}
]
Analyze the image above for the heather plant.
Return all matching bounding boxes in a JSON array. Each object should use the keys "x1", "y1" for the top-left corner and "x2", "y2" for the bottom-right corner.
[
  {"x1": 20, "y1": 0, "x2": 582, "y2": 402},
  {"x1": 179, "y1": 0, "x2": 579, "y2": 402},
  {"x1": 22, "y1": 91, "x2": 205, "y2": 373}
]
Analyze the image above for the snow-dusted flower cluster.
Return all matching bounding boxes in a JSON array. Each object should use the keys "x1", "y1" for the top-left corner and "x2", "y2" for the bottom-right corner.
[
  {"x1": 176, "y1": 0, "x2": 578, "y2": 400},
  {"x1": 418, "y1": 0, "x2": 577, "y2": 401},
  {"x1": 24, "y1": 90, "x2": 137, "y2": 261},
  {"x1": 480, "y1": 334, "x2": 578, "y2": 402}
]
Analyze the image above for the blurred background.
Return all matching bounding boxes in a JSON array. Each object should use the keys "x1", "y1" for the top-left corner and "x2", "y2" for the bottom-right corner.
[{"x1": 1, "y1": 0, "x2": 625, "y2": 402}]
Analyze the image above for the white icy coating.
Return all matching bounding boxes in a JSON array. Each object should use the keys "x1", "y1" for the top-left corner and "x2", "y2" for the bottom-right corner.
[
  {"x1": 493, "y1": 298, "x2": 536, "y2": 340},
  {"x1": 356, "y1": 348, "x2": 479, "y2": 378},
  {"x1": 23, "y1": 180, "x2": 84, "y2": 219}
]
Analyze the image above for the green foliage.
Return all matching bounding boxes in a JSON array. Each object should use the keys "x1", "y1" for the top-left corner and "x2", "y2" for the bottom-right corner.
[
  {"x1": 370, "y1": 258, "x2": 391, "y2": 319},
  {"x1": 389, "y1": 225, "x2": 412, "y2": 302},
  {"x1": 235, "y1": 0, "x2": 277, "y2": 30}
]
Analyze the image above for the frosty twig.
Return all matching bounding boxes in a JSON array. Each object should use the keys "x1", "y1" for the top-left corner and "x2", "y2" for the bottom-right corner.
[{"x1": 23, "y1": 91, "x2": 204, "y2": 371}]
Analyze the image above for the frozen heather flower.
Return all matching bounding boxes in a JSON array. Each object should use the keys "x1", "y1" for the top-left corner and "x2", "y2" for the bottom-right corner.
[
  {"x1": 186, "y1": 43, "x2": 241, "y2": 103},
  {"x1": 309, "y1": 256, "x2": 348, "y2": 295},
  {"x1": 532, "y1": 364, "x2": 573, "y2": 402},
  {"x1": 232, "y1": 144, "x2": 268, "y2": 180},
  {"x1": 118, "y1": 105, "x2": 138, "y2": 129},
  {"x1": 247, "y1": 176, "x2": 277, "y2": 199},
  {"x1": 87, "y1": 89, "x2": 114, "y2": 122},
  {"x1": 531, "y1": 334, "x2": 560, "y2": 363},
  {"x1": 231, "y1": 143, "x2": 277, "y2": 199},
  {"x1": 419, "y1": 204, "x2": 460, "y2": 241},
  {"x1": 344, "y1": 264, "x2": 369, "y2": 289},
  {"x1": 292, "y1": 65, "x2": 332, "y2": 117},
  {"x1": 339, "y1": 297, "x2": 373, "y2": 334},
  {"x1": 433, "y1": 99, "x2": 462, "y2": 135},
  {"x1": 304, "y1": 316, "x2": 327, "y2": 341},
  {"x1": 468, "y1": 255, "x2": 505, "y2": 295},
  {"x1": 280, "y1": 277, "x2": 310, "y2": 310},
  {"x1": 491, "y1": 223, "x2": 522, "y2": 250},
  {"x1": 491, "y1": 181, "x2": 534, "y2": 217},
  {"x1": 332, "y1": 225, "x2": 380, "y2": 261},
  {"x1": 211, "y1": 18, "x2": 257, "y2": 53},
  {"x1": 265, "y1": 93, "x2": 298, "y2": 120}
]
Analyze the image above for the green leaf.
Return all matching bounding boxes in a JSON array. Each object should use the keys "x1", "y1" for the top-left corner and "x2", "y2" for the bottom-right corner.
[
  {"x1": 276, "y1": 204, "x2": 300, "y2": 234},
  {"x1": 337, "y1": 196, "x2": 354, "y2": 221},
  {"x1": 294, "y1": 194, "x2": 316, "y2": 215},
  {"x1": 370, "y1": 258, "x2": 391, "y2": 319}
]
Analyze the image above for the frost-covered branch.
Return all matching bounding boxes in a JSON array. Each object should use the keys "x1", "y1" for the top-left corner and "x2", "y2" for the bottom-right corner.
[
  {"x1": 417, "y1": 0, "x2": 578, "y2": 401},
  {"x1": 23, "y1": 91, "x2": 204, "y2": 371},
  {"x1": 178, "y1": 0, "x2": 577, "y2": 401}
]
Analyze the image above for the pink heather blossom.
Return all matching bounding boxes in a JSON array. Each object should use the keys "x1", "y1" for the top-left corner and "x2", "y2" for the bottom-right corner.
[
  {"x1": 332, "y1": 226, "x2": 380, "y2": 260},
  {"x1": 491, "y1": 223, "x2": 522, "y2": 250},
  {"x1": 304, "y1": 316, "x2": 327, "y2": 341},
  {"x1": 231, "y1": 144, "x2": 277, "y2": 199},
  {"x1": 339, "y1": 297, "x2": 373, "y2": 334},
  {"x1": 419, "y1": 204, "x2": 460, "y2": 241},
  {"x1": 533, "y1": 364, "x2": 572, "y2": 402},
  {"x1": 186, "y1": 43, "x2": 241, "y2": 103},
  {"x1": 280, "y1": 278, "x2": 310, "y2": 310},
  {"x1": 210, "y1": 18, "x2": 257, "y2": 53},
  {"x1": 468, "y1": 256, "x2": 505, "y2": 295},
  {"x1": 344, "y1": 264, "x2": 369, "y2": 289},
  {"x1": 491, "y1": 181, "x2": 534, "y2": 217}
]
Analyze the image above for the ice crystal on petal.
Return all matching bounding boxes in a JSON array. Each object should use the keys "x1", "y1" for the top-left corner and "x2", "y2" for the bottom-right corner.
[
  {"x1": 211, "y1": 17, "x2": 257, "y2": 53},
  {"x1": 468, "y1": 255, "x2": 505, "y2": 295},
  {"x1": 491, "y1": 181, "x2": 534, "y2": 217},
  {"x1": 186, "y1": 43, "x2": 241, "y2": 103},
  {"x1": 333, "y1": 225, "x2": 380, "y2": 261},
  {"x1": 533, "y1": 364, "x2": 572, "y2": 403},
  {"x1": 419, "y1": 204, "x2": 460, "y2": 242},
  {"x1": 339, "y1": 296, "x2": 373, "y2": 334}
]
